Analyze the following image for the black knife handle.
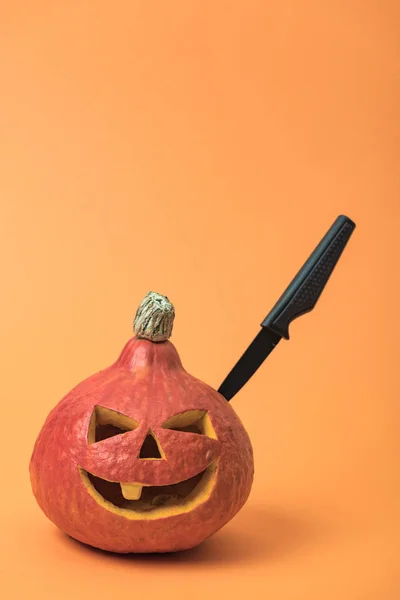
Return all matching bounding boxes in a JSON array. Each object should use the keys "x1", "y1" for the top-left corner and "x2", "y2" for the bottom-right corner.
[{"x1": 261, "y1": 215, "x2": 356, "y2": 339}]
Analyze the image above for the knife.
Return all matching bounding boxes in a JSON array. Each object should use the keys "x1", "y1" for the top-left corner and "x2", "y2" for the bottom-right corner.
[{"x1": 218, "y1": 214, "x2": 356, "y2": 401}]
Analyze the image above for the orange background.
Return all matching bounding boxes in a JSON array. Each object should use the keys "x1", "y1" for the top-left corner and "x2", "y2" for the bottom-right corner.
[{"x1": 1, "y1": 2, "x2": 399, "y2": 599}]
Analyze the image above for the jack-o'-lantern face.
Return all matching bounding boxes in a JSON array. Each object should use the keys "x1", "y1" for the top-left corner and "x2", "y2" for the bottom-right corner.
[
  {"x1": 79, "y1": 405, "x2": 220, "y2": 519},
  {"x1": 30, "y1": 292, "x2": 254, "y2": 554}
]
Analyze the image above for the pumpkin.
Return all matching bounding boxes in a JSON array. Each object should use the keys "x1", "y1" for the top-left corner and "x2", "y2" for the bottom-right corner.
[{"x1": 29, "y1": 292, "x2": 254, "y2": 553}]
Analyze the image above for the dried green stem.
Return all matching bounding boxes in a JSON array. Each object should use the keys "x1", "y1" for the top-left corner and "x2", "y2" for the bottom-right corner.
[{"x1": 133, "y1": 291, "x2": 175, "y2": 342}]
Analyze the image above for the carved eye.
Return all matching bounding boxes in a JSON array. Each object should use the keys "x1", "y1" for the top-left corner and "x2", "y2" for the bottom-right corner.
[
  {"x1": 88, "y1": 406, "x2": 139, "y2": 444},
  {"x1": 162, "y1": 410, "x2": 216, "y2": 438}
]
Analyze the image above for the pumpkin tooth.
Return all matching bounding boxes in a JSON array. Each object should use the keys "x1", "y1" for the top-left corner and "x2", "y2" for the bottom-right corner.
[{"x1": 120, "y1": 483, "x2": 143, "y2": 500}]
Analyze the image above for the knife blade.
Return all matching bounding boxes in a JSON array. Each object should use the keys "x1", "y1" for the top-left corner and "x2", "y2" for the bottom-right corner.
[{"x1": 218, "y1": 214, "x2": 356, "y2": 401}]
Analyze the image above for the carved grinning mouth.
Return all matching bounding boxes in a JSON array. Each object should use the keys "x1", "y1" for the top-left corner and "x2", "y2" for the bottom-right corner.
[
  {"x1": 88, "y1": 469, "x2": 206, "y2": 509},
  {"x1": 79, "y1": 462, "x2": 217, "y2": 520}
]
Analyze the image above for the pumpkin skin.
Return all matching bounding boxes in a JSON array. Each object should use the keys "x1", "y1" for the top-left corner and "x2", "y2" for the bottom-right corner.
[{"x1": 29, "y1": 298, "x2": 254, "y2": 554}]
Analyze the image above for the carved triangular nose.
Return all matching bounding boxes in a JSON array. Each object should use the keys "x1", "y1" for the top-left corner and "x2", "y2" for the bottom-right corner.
[{"x1": 138, "y1": 430, "x2": 163, "y2": 459}]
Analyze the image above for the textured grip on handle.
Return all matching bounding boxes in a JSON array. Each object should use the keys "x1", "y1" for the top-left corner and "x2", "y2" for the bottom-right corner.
[{"x1": 261, "y1": 215, "x2": 355, "y2": 339}]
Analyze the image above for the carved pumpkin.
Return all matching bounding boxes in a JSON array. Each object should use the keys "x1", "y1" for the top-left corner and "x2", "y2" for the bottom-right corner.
[{"x1": 29, "y1": 292, "x2": 254, "y2": 553}]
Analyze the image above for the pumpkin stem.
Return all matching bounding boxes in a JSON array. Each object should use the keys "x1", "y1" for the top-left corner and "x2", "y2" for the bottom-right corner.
[{"x1": 133, "y1": 291, "x2": 175, "y2": 342}]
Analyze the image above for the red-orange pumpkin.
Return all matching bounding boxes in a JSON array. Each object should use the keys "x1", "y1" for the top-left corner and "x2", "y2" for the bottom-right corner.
[{"x1": 29, "y1": 292, "x2": 254, "y2": 553}]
